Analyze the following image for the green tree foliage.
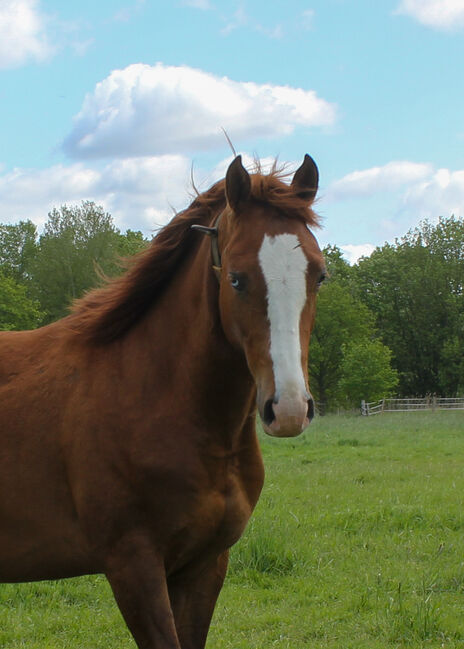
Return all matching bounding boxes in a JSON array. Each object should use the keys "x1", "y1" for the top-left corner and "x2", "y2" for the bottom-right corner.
[
  {"x1": 309, "y1": 246, "x2": 397, "y2": 412},
  {"x1": 29, "y1": 202, "x2": 148, "y2": 324},
  {"x1": 116, "y1": 229, "x2": 148, "y2": 257},
  {"x1": 309, "y1": 279, "x2": 378, "y2": 411},
  {"x1": 339, "y1": 339, "x2": 399, "y2": 406},
  {"x1": 0, "y1": 205, "x2": 147, "y2": 330},
  {"x1": 0, "y1": 271, "x2": 43, "y2": 331},
  {"x1": 322, "y1": 243, "x2": 354, "y2": 284},
  {"x1": 0, "y1": 220, "x2": 38, "y2": 283},
  {"x1": 310, "y1": 245, "x2": 399, "y2": 412},
  {"x1": 356, "y1": 216, "x2": 464, "y2": 396}
]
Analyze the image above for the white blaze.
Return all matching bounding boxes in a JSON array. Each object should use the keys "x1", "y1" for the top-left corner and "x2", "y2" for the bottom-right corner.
[{"x1": 258, "y1": 233, "x2": 308, "y2": 400}]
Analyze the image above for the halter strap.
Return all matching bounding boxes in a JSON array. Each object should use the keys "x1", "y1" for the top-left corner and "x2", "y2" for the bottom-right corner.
[
  {"x1": 210, "y1": 210, "x2": 224, "y2": 282},
  {"x1": 191, "y1": 209, "x2": 225, "y2": 283}
]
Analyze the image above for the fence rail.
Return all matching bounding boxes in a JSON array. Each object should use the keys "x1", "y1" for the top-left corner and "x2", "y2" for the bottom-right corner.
[{"x1": 361, "y1": 396, "x2": 464, "y2": 416}]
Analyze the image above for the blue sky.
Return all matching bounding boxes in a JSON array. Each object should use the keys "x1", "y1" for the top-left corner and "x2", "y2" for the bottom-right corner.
[{"x1": 1, "y1": 0, "x2": 463, "y2": 261}]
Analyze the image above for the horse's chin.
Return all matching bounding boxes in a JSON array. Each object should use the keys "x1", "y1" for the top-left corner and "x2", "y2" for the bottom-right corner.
[{"x1": 261, "y1": 417, "x2": 310, "y2": 438}]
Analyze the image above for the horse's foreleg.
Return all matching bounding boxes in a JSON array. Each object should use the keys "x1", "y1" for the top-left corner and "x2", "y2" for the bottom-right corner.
[
  {"x1": 168, "y1": 550, "x2": 229, "y2": 649},
  {"x1": 104, "y1": 533, "x2": 181, "y2": 649}
]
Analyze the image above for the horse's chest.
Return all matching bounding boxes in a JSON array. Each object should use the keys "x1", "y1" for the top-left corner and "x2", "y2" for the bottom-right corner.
[
  {"x1": 197, "y1": 474, "x2": 252, "y2": 546},
  {"x1": 215, "y1": 473, "x2": 253, "y2": 546},
  {"x1": 165, "y1": 466, "x2": 257, "y2": 570}
]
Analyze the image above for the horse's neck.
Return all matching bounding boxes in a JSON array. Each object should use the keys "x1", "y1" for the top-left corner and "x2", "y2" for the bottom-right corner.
[{"x1": 126, "y1": 239, "x2": 256, "y2": 437}]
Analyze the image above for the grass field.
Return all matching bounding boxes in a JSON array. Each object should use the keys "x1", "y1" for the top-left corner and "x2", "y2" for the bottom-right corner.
[{"x1": 1, "y1": 411, "x2": 463, "y2": 648}]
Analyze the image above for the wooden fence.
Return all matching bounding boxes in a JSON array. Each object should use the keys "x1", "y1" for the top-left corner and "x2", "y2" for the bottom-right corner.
[{"x1": 361, "y1": 396, "x2": 464, "y2": 416}]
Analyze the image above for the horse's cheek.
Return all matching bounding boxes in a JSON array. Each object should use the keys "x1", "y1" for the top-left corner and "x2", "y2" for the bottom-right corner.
[{"x1": 218, "y1": 286, "x2": 243, "y2": 349}]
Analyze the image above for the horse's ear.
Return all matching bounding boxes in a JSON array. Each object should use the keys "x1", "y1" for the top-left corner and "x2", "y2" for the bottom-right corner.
[
  {"x1": 291, "y1": 154, "x2": 319, "y2": 202},
  {"x1": 226, "y1": 155, "x2": 251, "y2": 213}
]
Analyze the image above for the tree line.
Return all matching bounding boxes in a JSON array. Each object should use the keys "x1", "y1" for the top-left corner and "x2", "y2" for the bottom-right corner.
[
  {"x1": 310, "y1": 216, "x2": 464, "y2": 410},
  {"x1": 0, "y1": 202, "x2": 147, "y2": 329},
  {"x1": 1, "y1": 203, "x2": 463, "y2": 411}
]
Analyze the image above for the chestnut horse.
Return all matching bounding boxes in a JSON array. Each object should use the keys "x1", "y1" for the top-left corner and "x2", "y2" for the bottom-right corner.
[{"x1": 0, "y1": 155, "x2": 326, "y2": 648}]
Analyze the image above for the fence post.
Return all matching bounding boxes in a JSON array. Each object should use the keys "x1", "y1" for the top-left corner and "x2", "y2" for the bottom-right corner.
[{"x1": 361, "y1": 400, "x2": 367, "y2": 416}]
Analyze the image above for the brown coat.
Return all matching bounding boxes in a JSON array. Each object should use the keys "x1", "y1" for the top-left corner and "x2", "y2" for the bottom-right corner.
[{"x1": 0, "y1": 155, "x2": 324, "y2": 648}]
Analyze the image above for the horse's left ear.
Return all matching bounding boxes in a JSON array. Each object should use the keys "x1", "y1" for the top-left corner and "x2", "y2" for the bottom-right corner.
[
  {"x1": 226, "y1": 155, "x2": 251, "y2": 213},
  {"x1": 291, "y1": 154, "x2": 319, "y2": 202}
]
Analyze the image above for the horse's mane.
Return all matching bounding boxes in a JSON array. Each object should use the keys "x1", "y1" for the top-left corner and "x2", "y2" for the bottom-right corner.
[{"x1": 66, "y1": 166, "x2": 320, "y2": 345}]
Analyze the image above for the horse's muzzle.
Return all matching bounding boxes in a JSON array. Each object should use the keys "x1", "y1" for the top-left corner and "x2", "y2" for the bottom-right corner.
[{"x1": 260, "y1": 392, "x2": 314, "y2": 437}]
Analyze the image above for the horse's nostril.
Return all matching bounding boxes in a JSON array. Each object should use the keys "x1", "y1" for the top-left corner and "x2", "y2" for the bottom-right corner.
[
  {"x1": 263, "y1": 399, "x2": 276, "y2": 427},
  {"x1": 307, "y1": 398, "x2": 315, "y2": 421}
]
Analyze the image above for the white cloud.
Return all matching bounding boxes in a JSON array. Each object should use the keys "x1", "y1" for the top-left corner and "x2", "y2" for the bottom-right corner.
[
  {"x1": 327, "y1": 161, "x2": 464, "y2": 217},
  {"x1": 322, "y1": 161, "x2": 464, "y2": 246},
  {"x1": 332, "y1": 161, "x2": 464, "y2": 220},
  {"x1": 0, "y1": 0, "x2": 52, "y2": 68},
  {"x1": 402, "y1": 167, "x2": 464, "y2": 216},
  {"x1": 327, "y1": 161, "x2": 433, "y2": 200},
  {"x1": 0, "y1": 153, "x2": 315, "y2": 236},
  {"x1": 63, "y1": 63, "x2": 337, "y2": 159},
  {"x1": 0, "y1": 156, "x2": 192, "y2": 233},
  {"x1": 340, "y1": 243, "x2": 376, "y2": 264},
  {"x1": 395, "y1": 0, "x2": 464, "y2": 30},
  {"x1": 4, "y1": 155, "x2": 461, "y2": 255}
]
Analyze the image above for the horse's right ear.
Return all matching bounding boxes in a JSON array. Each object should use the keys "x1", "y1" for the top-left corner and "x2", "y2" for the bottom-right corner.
[
  {"x1": 291, "y1": 154, "x2": 319, "y2": 202},
  {"x1": 226, "y1": 155, "x2": 251, "y2": 213}
]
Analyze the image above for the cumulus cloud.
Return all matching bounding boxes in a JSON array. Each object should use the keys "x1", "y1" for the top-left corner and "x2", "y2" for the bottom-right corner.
[
  {"x1": 0, "y1": 0, "x2": 52, "y2": 68},
  {"x1": 323, "y1": 160, "x2": 464, "y2": 247},
  {"x1": 340, "y1": 244, "x2": 376, "y2": 264},
  {"x1": 395, "y1": 0, "x2": 464, "y2": 30},
  {"x1": 0, "y1": 156, "x2": 193, "y2": 233},
  {"x1": 327, "y1": 161, "x2": 433, "y2": 200},
  {"x1": 402, "y1": 167, "x2": 464, "y2": 216},
  {"x1": 63, "y1": 63, "x2": 337, "y2": 159},
  {"x1": 328, "y1": 161, "x2": 464, "y2": 220},
  {"x1": 0, "y1": 153, "x2": 316, "y2": 236}
]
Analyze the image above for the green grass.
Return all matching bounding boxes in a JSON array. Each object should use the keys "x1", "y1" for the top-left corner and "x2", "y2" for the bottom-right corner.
[{"x1": 1, "y1": 411, "x2": 463, "y2": 648}]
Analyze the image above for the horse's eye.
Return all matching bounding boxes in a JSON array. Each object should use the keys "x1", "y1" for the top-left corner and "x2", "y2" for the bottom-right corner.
[
  {"x1": 317, "y1": 271, "x2": 327, "y2": 288},
  {"x1": 229, "y1": 273, "x2": 246, "y2": 292}
]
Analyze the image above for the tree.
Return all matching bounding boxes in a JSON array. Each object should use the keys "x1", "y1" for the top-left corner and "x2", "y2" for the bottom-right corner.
[
  {"x1": 116, "y1": 229, "x2": 148, "y2": 258},
  {"x1": 29, "y1": 202, "x2": 148, "y2": 324},
  {"x1": 0, "y1": 271, "x2": 43, "y2": 331},
  {"x1": 309, "y1": 280, "x2": 377, "y2": 412},
  {"x1": 356, "y1": 217, "x2": 464, "y2": 396},
  {"x1": 0, "y1": 220, "x2": 38, "y2": 283},
  {"x1": 322, "y1": 244, "x2": 353, "y2": 285},
  {"x1": 338, "y1": 340, "x2": 399, "y2": 406},
  {"x1": 309, "y1": 245, "x2": 399, "y2": 412}
]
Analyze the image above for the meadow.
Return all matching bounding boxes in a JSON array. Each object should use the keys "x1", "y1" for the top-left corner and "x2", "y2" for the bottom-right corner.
[{"x1": 1, "y1": 411, "x2": 463, "y2": 648}]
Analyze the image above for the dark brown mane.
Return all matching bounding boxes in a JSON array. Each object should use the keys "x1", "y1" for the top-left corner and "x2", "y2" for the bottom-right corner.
[{"x1": 66, "y1": 168, "x2": 319, "y2": 345}]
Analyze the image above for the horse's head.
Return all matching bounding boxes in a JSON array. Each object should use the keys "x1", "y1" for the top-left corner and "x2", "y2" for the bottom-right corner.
[{"x1": 195, "y1": 155, "x2": 326, "y2": 438}]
